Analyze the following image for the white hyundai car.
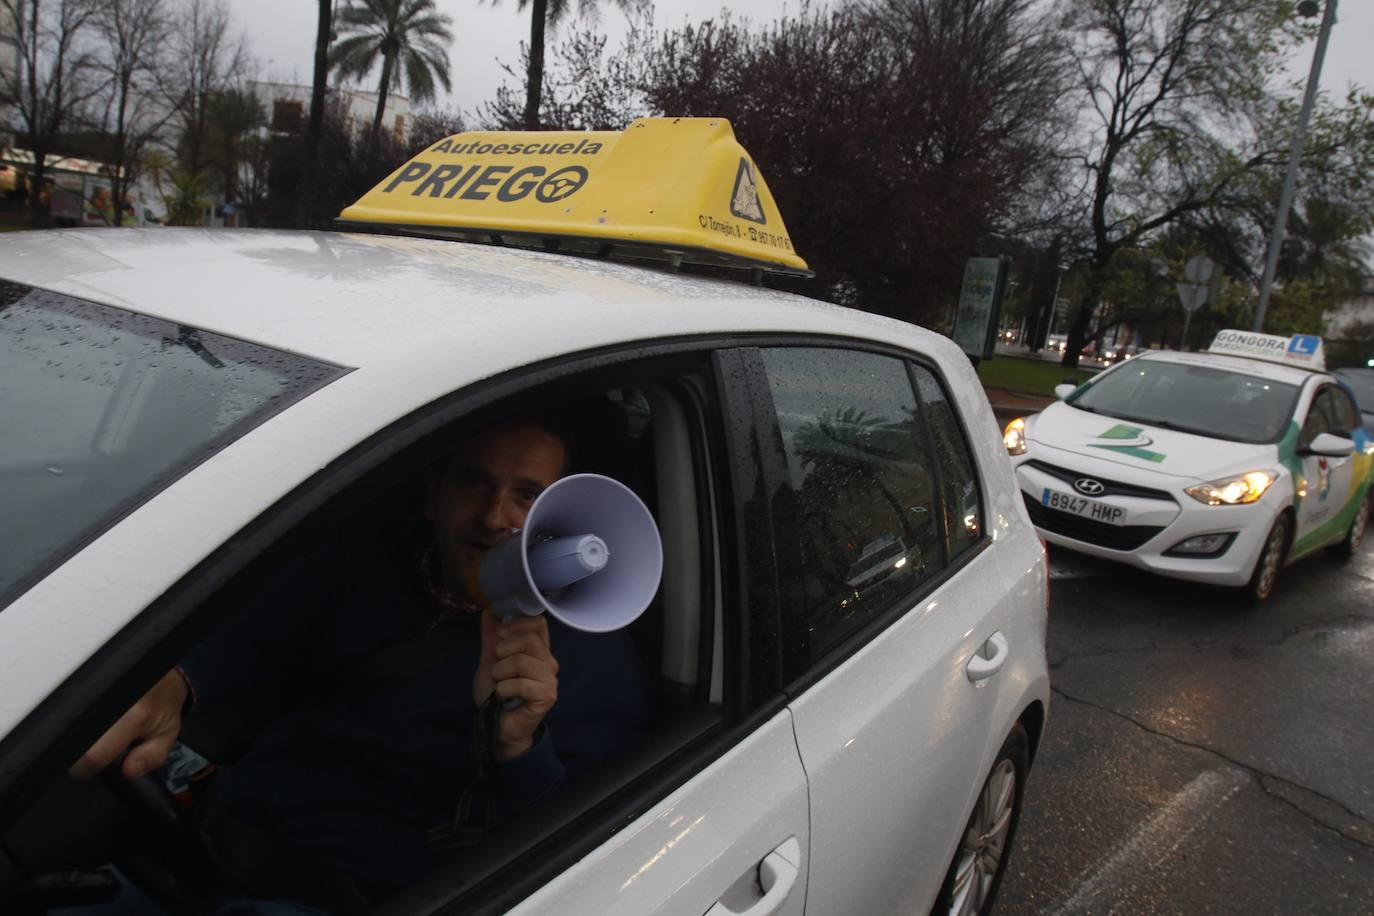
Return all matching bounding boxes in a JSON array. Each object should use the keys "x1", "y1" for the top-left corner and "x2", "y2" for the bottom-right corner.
[
  {"x1": 1003, "y1": 331, "x2": 1373, "y2": 602},
  {"x1": 0, "y1": 119, "x2": 1048, "y2": 916}
]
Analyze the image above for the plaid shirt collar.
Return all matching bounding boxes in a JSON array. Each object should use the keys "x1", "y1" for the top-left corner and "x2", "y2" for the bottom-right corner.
[{"x1": 420, "y1": 546, "x2": 482, "y2": 621}]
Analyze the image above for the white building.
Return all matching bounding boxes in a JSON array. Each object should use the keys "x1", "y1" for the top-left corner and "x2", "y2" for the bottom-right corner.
[
  {"x1": 1325, "y1": 278, "x2": 1374, "y2": 339},
  {"x1": 249, "y1": 81, "x2": 410, "y2": 142}
]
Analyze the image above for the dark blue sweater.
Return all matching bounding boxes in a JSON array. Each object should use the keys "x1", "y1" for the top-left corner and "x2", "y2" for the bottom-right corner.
[{"x1": 180, "y1": 543, "x2": 651, "y2": 897}]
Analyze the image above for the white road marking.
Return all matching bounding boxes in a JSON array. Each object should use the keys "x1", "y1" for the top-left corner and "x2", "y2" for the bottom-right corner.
[{"x1": 1053, "y1": 769, "x2": 1247, "y2": 915}]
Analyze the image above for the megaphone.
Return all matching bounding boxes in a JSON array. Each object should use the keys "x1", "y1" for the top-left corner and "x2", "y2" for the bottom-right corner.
[{"x1": 476, "y1": 473, "x2": 663, "y2": 633}]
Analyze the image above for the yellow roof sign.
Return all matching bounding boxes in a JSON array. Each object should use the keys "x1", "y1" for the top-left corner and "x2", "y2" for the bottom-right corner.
[{"x1": 338, "y1": 117, "x2": 811, "y2": 276}]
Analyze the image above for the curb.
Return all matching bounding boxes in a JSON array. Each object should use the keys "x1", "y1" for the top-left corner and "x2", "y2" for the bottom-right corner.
[{"x1": 983, "y1": 387, "x2": 1053, "y2": 418}]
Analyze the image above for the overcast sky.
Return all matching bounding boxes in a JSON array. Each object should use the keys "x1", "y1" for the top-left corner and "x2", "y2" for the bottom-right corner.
[{"x1": 229, "y1": 0, "x2": 1374, "y2": 118}]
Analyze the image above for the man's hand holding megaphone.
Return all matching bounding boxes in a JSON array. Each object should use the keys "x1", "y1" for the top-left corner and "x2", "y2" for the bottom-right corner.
[{"x1": 471, "y1": 608, "x2": 559, "y2": 762}]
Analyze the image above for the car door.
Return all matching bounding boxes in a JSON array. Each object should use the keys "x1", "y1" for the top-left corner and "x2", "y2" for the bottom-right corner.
[
  {"x1": 1294, "y1": 386, "x2": 1356, "y2": 552},
  {"x1": 505, "y1": 708, "x2": 808, "y2": 916},
  {"x1": 1, "y1": 343, "x2": 810, "y2": 916},
  {"x1": 503, "y1": 346, "x2": 809, "y2": 916},
  {"x1": 746, "y1": 345, "x2": 1022, "y2": 914}
]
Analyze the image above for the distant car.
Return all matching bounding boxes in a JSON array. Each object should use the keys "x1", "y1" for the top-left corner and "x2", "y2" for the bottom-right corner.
[
  {"x1": 1334, "y1": 367, "x2": 1374, "y2": 436},
  {"x1": 1104, "y1": 345, "x2": 1142, "y2": 364},
  {"x1": 1045, "y1": 335, "x2": 1066, "y2": 352},
  {"x1": 1002, "y1": 330, "x2": 1373, "y2": 602},
  {"x1": 0, "y1": 118, "x2": 1050, "y2": 916}
]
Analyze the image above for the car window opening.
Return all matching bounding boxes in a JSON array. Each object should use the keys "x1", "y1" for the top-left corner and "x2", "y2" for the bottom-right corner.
[{"x1": 0, "y1": 371, "x2": 729, "y2": 915}]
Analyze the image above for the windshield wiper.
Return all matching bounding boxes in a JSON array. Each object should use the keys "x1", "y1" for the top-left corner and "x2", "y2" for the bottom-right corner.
[
  {"x1": 165, "y1": 326, "x2": 225, "y2": 369},
  {"x1": 1071, "y1": 403, "x2": 1128, "y2": 420}
]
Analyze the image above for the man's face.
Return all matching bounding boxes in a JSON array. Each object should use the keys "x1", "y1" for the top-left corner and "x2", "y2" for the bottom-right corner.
[{"x1": 426, "y1": 424, "x2": 567, "y2": 598}]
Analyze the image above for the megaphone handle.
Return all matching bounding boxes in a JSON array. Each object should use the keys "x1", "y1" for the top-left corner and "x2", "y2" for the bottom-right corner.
[{"x1": 498, "y1": 613, "x2": 524, "y2": 710}]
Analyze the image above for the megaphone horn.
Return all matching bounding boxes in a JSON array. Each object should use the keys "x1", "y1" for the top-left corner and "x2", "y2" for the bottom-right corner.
[{"x1": 478, "y1": 474, "x2": 664, "y2": 633}]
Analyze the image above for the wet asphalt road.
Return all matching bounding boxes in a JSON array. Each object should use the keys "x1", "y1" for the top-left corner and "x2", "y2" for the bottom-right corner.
[{"x1": 995, "y1": 542, "x2": 1374, "y2": 915}]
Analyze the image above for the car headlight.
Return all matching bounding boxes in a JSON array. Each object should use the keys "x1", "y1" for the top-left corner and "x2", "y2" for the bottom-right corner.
[
  {"x1": 1003, "y1": 417, "x2": 1028, "y2": 456},
  {"x1": 1184, "y1": 471, "x2": 1275, "y2": 506}
]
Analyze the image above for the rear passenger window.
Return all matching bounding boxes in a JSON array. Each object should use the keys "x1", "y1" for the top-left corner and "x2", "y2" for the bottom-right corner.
[
  {"x1": 912, "y1": 365, "x2": 983, "y2": 558},
  {"x1": 758, "y1": 348, "x2": 942, "y2": 657}
]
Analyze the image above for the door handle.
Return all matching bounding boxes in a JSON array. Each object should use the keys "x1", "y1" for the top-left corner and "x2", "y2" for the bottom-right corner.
[
  {"x1": 705, "y1": 836, "x2": 802, "y2": 916},
  {"x1": 965, "y1": 631, "x2": 1009, "y2": 683}
]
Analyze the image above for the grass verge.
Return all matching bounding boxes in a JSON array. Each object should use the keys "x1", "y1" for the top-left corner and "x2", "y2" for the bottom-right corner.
[{"x1": 976, "y1": 356, "x2": 1095, "y2": 397}]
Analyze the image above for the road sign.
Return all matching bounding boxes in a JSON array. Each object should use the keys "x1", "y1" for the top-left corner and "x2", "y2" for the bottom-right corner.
[
  {"x1": 1176, "y1": 282, "x2": 1208, "y2": 314},
  {"x1": 952, "y1": 256, "x2": 1010, "y2": 362},
  {"x1": 1184, "y1": 256, "x2": 1215, "y2": 284},
  {"x1": 1177, "y1": 276, "x2": 1211, "y2": 351}
]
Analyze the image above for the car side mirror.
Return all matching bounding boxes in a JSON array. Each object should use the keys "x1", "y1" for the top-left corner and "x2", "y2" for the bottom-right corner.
[
  {"x1": 1301, "y1": 432, "x2": 1355, "y2": 458},
  {"x1": 1054, "y1": 383, "x2": 1077, "y2": 401}
]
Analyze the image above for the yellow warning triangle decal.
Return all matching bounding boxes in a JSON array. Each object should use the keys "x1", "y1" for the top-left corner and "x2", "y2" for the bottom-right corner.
[{"x1": 730, "y1": 158, "x2": 767, "y2": 224}]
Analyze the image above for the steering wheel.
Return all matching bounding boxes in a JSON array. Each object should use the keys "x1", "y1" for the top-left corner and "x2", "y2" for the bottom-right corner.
[{"x1": 97, "y1": 752, "x2": 223, "y2": 907}]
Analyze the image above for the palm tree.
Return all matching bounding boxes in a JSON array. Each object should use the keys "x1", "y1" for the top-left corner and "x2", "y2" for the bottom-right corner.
[
  {"x1": 305, "y1": 0, "x2": 331, "y2": 165},
  {"x1": 492, "y1": 0, "x2": 632, "y2": 129},
  {"x1": 330, "y1": 0, "x2": 454, "y2": 140}
]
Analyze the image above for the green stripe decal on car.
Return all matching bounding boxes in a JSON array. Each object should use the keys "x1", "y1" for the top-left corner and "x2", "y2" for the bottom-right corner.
[{"x1": 1087, "y1": 423, "x2": 1167, "y2": 463}]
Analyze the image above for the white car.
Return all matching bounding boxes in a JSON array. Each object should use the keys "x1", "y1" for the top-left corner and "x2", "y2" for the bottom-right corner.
[
  {"x1": 1003, "y1": 330, "x2": 1374, "y2": 602},
  {"x1": 0, "y1": 120, "x2": 1048, "y2": 916}
]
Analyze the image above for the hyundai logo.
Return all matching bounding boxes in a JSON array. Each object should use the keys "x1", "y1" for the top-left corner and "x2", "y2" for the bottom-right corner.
[{"x1": 1074, "y1": 477, "x2": 1106, "y2": 496}]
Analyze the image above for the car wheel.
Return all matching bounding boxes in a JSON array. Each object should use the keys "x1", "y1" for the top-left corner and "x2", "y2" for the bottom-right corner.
[
  {"x1": 1242, "y1": 513, "x2": 1290, "y2": 604},
  {"x1": 933, "y1": 724, "x2": 1029, "y2": 916},
  {"x1": 1330, "y1": 491, "x2": 1371, "y2": 561}
]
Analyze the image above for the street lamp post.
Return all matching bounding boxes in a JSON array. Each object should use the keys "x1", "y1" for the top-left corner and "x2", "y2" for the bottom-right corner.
[{"x1": 1253, "y1": 0, "x2": 1338, "y2": 332}]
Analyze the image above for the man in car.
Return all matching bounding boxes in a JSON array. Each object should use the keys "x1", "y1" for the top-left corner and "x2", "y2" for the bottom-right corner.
[{"x1": 73, "y1": 413, "x2": 652, "y2": 911}]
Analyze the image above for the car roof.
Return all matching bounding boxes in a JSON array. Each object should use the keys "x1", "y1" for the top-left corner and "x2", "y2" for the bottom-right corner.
[
  {"x1": 0, "y1": 227, "x2": 1017, "y2": 739},
  {"x1": 1132, "y1": 348, "x2": 1326, "y2": 387},
  {"x1": 0, "y1": 228, "x2": 899, "y2": 373}
]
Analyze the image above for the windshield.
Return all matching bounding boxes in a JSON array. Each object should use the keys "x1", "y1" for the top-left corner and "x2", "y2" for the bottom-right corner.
[
  {"x1": 1336, "y1": 372, "x2": 1374, "y2": 412},
  {"x1": 0, "y1": 283, "x2": 346, "y2": 611},
  {"x1": 1068, "y1": 358, "x2": 1299, "y2": 444}
]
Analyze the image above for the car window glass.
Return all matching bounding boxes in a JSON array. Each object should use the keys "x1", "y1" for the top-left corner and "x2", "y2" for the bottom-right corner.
[
  {"x1": 911, "y1": 364, "x2": 983, "y2": 557},
  {"x1": 1326, "y1": 387, "x2": 1359, "y2": 433},
  {"x1": 1335, "y1": 372, "x2": 1374, "y2": 410},
  {"x1": 1070, "y1": 359, "x2": 1298, "y2": 443},
  {"x1": 758, "y1": 347, "x2": 943, "y2": 659},
  {"x1": 1300, "y1": 389, "x2": 1337, "y2": 447},
  {"x1": 0, "y1": 283, "x2": 345, "y2": 611}
]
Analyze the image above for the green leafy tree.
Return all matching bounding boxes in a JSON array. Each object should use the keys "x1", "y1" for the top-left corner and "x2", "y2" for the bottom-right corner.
[
  {"x1": 162, "y1": 166, "x2": 210, "y2": 225},
  {"x1": 205, "y1": 87, "x2": 266, "y2": 216},
  {"x1": 1054, "y1": 0, "x2": 1374, "y2": 368},
  {"x1": 329, "y1": 0, "x2": 454, "y2": 140}
]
